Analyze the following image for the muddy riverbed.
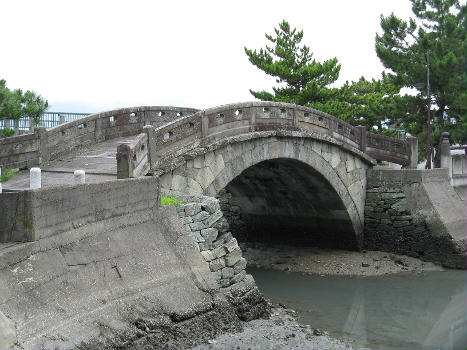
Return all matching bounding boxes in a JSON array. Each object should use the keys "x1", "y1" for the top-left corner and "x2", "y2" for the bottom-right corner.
[{"x1": 241, "y1": 242, "x2": 444, "y2": 276}]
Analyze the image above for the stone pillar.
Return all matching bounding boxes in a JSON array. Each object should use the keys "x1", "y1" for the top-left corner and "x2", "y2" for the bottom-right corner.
[
  {"x1": 73, "y1": 170, "x2": 85, "y2": 184},
  {"x1": 13, "y1": 119, "x2": 19, "y2": 131},
  {"x1": 250, "y1": 108, "x2": 256, "y2": 132},
  {"x1": 407, "y1": 136, "x2": 418, "y2": 169},
  {"x1": 30, "y1": 167, "x2": 41, "y2": 189},
  {"x1": 0, "y1": 168, "x2": 2, "y2": 194},
  {"x1": 28, "y1": 117, "x2": 34, "y2": 131},
  {"x1": 440, "y1": 132, "x2": 452, "y2": 180},
  {"x1": 34, "y1": 127, "x2": 49, "y2": 164},
  {"x1": 201, "y1": 113, "x2": 209, "y2": 139},
  {"x1": 356, "y1": 126, "x2": 366, "y2": 153},
  {"x1": 143, "y1": 125, "x2": 157, "y2": 171},
  {"x1": 292, "y1": 108, "x2": 298, "y2": 128},
  {"x1": 94, "y1": 118, "x2": 104, "y2": 143},
  {"x1": 59, "y1": 115, "x2": 65, "y2": 125}
]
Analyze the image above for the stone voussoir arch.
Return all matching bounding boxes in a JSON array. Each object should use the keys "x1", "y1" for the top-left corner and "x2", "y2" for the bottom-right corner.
[{"x1": 157, "y1": 133, "x2": 372, "y2": 245}]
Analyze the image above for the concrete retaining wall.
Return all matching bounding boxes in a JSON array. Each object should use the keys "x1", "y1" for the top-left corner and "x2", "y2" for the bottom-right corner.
[
  {"x1": 364, "y1": 168, "x2": 466, "y2": 268},
  {"x1": 0, "y1": 176, "x2": 159, "y2": 243},
  {"x1": 0, "y1": 177, "x2": 268, "y2": 349}
]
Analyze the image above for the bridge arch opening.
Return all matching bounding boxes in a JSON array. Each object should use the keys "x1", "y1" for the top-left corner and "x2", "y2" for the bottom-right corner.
[{"x1": 218, "y1": 158, "x2": 359, "y2": 250}]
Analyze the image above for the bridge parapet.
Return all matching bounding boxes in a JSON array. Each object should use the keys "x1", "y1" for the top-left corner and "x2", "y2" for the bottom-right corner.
[
  {"x1": 0, "y1": 106, "x2": 199, "y2": 170},
  {"x1": 116, "y1": 133, "x2": 150, "y2": 179},
  {"x1": 142, "y1": 102, "x2": 416, "y2": 170}
]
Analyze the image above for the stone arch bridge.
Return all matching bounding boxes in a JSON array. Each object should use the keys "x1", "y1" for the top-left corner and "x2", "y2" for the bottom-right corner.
[{"x1": 115, "y1": 102, "x2": 418, "y2": 248}]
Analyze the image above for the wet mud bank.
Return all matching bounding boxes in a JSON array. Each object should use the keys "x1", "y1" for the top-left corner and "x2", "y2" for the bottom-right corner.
[{"x1": 240, "y1": 242, "x2": 445, "y2": 276}]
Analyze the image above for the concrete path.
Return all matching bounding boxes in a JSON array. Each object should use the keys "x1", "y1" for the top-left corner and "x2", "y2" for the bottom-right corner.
[{"x1": 2, "y1": 136, "x2": 138, "y2": 190}]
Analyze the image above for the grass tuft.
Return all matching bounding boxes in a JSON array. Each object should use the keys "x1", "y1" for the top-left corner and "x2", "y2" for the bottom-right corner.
[{"x1": 161, "y1": 195, "x2": 183, "y2": 206}]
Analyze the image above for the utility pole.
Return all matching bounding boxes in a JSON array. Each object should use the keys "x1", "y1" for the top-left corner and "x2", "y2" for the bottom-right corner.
[{"x1": 426, "y1": 52, "x2": 432, "y2": 169}]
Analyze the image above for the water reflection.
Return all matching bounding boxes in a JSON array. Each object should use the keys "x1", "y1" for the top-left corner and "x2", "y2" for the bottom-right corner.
[{"x1": 249, "y1": 268, "x2": 467, "y2": 349}]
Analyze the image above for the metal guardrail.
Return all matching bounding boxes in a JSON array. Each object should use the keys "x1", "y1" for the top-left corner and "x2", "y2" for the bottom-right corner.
[{"x1": 0, "y1": 112, "x2": 91, "y2": 131}]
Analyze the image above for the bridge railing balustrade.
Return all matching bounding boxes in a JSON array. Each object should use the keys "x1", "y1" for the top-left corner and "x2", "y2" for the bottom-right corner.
[
  {"x1": 0, "y1": 106, "x2": 198, "y2": 171},
  {"x1": 145, "y1": 102, "x2": 416, "y2": 172}
]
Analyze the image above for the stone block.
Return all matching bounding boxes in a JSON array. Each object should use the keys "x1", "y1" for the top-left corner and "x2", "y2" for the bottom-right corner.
[
  {"x1": 200, "y1": 196, "x2": 220, "y2": 214},
  {"x1": 213, "y1": 246, "x2": 227, "y2": 258},
  {"x1": 225, "y1": 247, "x2": 242, "y2": 266},
  {"x1": 209, "y1": 258, "x2": 226, "y2": 272},
  {"x1": 180, "y1": 216, "x2": 193, "y2": 224},
  {"x1": 192, "y1": 210, "x2": 210, "y2": 222},
  {"x1": 204, "y1": 209, "x2": 223, "y2": 226},
  {"x1": 189, "y1": 222, "x2": 205, "y2": 231},
  {"x1": 201, "y1": 250, "x2": 215, "y2": 262},
  {"x1": 185, "y1": 177, "x2": 203, "y2": 196},
  {"x1": 183, "y1": 203, "x2": 202, "y2": 216},
  {"x1": 201, "y1": 228, "x2": 218, "y2": 242},
  {"x1": 393, "y1": 220, "x2": 410, "y2": 228},
  {"x1": 219, "y1": 279, "x2": 231, "y2": 288},
  {"x1": 233, "y1": 257, "x2": 247, "y2": 274},
  {"x1": 221, "y1": 267, "x2": 234, "y2": 279},
  {"x1": 193, "y1": 155, "x2": 204, "y2": 168},
  {"x1": 230, "y1": 270, "x2": 246, "y2": 285},
  {"x1": 190, "y1": 231, "x2": 204, "y2": 243},
  {"x1": 224, "y1": 238, "x2": 239, "y2": 253},
  {"x1": 198, "y1": 242, "x2": 210, "y2": 251},
  {"x1": 212, "y1": 270, "x2": 222, "y2": 280},
  {"x1": 381, "y1": 192, "x2": 405, "y2": 200},
  {"x1": 196, "y1": 166, "x2": 215, "y2": 190},
  {"x1": 391, "y1": 199, "x2": 408, "y2": 213}
]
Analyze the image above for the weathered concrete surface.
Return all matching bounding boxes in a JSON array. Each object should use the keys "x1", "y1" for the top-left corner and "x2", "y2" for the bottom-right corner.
[
  {"x1": 364, "y1": 169, "x2": 466, "y2": 268},
  {"x1": 0, "y1": 196, "x2": 236, "y2": 349},
  {"x1": 1, "y1": 176, "x2": 159, "y2": 243},
  {"x1": 0, "y1": 176, "x2": 270, "y2": 349}
]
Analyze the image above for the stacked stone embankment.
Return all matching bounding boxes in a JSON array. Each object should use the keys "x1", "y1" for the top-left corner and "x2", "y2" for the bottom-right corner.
[
  {"x1": 176, "y1": 196, "x2": 268, "y2": 321},
  {"x1": 364, "y1": 168, "x2": 466, "y2": 269}
]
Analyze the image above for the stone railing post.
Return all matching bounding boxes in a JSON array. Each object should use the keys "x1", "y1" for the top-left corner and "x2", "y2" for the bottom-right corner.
[
  {"x1": 94, "y1": 117, "x2": 104, "y2": 143},
  {"x1": 250, "y1": 107, "x2": 256, "y2": 132},
  {"x1": 143, "y1": 125, "x2": 157, "y2": 171},
  {"x1": 59, "y1": 115, "x2": 65, "y2": 125},
  {"x1": 14, "y1": 119, "x2": 19, "y2": 131},
  {"x1": 356, "y1": 126, "x2": 367, "y2": 153},
  {"x1": 74, "y1": 170, "x2": 85, "y2": 184},
  {"x1": 201, "y1": 113, "x2": 209, "y2": 139},
  {"x1": 440, "y1": 132, "x2": 452, "y2": 178},
  {"x1": 34, "y1": 127, "x2": 49, "y2": 164},
  {"x1": 292, "y1": 108, "x2": 298, "y2": 127},
  {"x1": 30, "y1": 167, "x2": 41, "y2": 189},
  {"x1": 28, "y1": 117, "x2": 34, "y2": 131},
  {"x1": 407, "y1": 136, "x2": 418, "y2": 169}
]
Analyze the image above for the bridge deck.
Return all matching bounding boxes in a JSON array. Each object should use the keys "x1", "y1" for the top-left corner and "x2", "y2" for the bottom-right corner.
[{"x1": 2, "y1": 136, "x2": 137, "y2": 191}]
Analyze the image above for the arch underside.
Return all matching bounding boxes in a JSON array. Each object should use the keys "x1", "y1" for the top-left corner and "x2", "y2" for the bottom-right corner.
[{"x1": 160, "y1": 136, "x2": 369, "y2": 249}]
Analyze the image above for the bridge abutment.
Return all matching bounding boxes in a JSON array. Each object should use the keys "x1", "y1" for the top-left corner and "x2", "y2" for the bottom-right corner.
[{"x1": 364, "y1": 168, "x2": 466, "y2": 268}]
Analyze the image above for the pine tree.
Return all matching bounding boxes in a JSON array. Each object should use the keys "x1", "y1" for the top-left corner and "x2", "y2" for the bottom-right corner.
[
  {"x1": 244, "y1": 20, "x2": 341, "y2": 106},
  {"x1": 244, "y1": 21, "x2": 402, "y2": 134},
  {"x1": 375, "y1": 0, "x2": 467, "y2": 163},
  {"x1": 0, "y1": 79, "x2": 48, "y2": 124}
]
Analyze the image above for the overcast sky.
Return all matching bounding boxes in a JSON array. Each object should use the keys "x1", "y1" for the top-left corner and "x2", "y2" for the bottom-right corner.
[{"x1": 1, "y1": 0, "x2": 416, "y2": 113}]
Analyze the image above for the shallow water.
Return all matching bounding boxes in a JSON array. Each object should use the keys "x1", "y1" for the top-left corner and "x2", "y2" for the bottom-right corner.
[{"x1": 249, "y1": 268, "x2": 467, "y2": 350}]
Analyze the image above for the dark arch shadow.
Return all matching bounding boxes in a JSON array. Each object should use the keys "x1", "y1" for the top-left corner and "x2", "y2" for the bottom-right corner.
[{"x1": 220, "y1": 158, "x2": 359, "y2": 250}]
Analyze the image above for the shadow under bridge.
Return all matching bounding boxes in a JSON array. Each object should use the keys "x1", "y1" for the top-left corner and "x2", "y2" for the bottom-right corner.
[{"x1": 220, "y1": 158, "x2": 359, "y2": 250}]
